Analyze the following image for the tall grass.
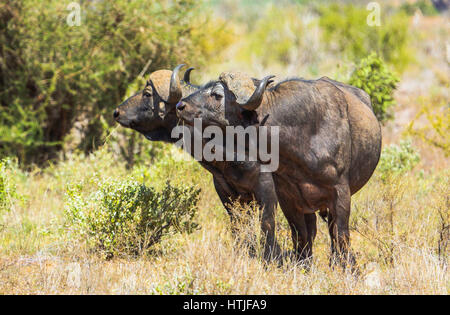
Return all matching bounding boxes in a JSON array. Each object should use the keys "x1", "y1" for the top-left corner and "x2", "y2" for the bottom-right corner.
[{"x1": 0, "y1": 143, "x2": 448, "y2": 294}]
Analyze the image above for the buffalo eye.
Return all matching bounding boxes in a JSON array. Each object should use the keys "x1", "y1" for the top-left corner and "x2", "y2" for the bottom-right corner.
[
  {"x1": 143, "y1": 91, "x2": 152, "y2": 98},
  {"x1": 211, "y1": 84, "x2": 224, "y2": 101},
  {"x1": 211, "y1": 92, "x2": 223, "y2": 101}
]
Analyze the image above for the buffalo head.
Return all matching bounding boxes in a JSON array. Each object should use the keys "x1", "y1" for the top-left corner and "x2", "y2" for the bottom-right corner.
[
  {"x1": 176, "y1": 71, "x2": 274, "y2": 129},
  {"x1": 114, "y1": 64, "x2": 193, "y2": 141}
]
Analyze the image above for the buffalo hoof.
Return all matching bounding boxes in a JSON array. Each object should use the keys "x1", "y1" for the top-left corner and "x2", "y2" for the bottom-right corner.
[{"x1": 329, "y1": 252, "x2": 360, "y2": 277}]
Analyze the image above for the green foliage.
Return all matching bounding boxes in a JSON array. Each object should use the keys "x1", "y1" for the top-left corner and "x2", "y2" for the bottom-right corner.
[
  {"x1": 133, "y1": 150, "x2": 204, "y2": 185},
  {"x1": 377, "y1": 139, "x2": 420, "y2": 181},
  {"x1": 319, "y1": 4, "x2": 412, "y2": 72},
  {"x1": 65, "y1": 178, "x2": 200, "y2": 258},
  {"x1": 349, "y1": 53, "x2": 399, "y2": 123},
  {"x1": 238, "y1": 5, "x2": 306, "y2": 67},
  {"x1": 407, "y1": 94, "x2": 450, "y2": 156},
  {"x1": 0, "y1": 158, "x2": 19, "y2": 213},
  {"x1": 0, "y1": 0, "x2": 226, "y2": 165},
  {"x1": 400, "y1": 0, "x2": 439, "y2": 16}
]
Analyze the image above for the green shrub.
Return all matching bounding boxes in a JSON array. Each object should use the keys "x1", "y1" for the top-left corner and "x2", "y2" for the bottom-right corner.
[
  {"x1": 0, "y1": 0, "x2": 229, "y2": 165},
  {"x1": 65, "y1": 179, "x2": 200, "y2": 258},
  {"x1": 349, "y1": 53, "x2": 399, "y2": 123},
  {"x1": 377, "y1": 139, "x2": 420, "y2": 181},
  {"x1": 407, "y1": 94, "x2": 450, "y2": 157},
  {"x1": 400, "y1": 0, "x2": 439, "y2": 16},
  {"x1": 0, "y1": 158, "x2": 19, "y2": 213},
  {"x1": 237, "y1": 5, "x2": 306, "y2": 67},
  {"x1": 318, "y1": 4, "x2": 412, "y2": 72}
]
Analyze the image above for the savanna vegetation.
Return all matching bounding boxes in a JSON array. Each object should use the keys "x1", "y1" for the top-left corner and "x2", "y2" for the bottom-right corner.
[{"x1": 0, "y1": 0, "x2": 448, "y2": 294}]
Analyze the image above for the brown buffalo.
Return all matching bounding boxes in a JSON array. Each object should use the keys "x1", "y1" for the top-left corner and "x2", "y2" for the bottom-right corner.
[{"x1": 176, "y1": 71, "x2": 382, "y2": 270}]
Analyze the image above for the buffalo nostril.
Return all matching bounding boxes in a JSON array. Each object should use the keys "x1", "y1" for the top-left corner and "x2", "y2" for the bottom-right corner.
[
  {"x1": 176, "y1": 101, "x2": 186, "y2": 111},
  {"x1": 113, "y1": 109, "x2": 120, "y2": 119}
]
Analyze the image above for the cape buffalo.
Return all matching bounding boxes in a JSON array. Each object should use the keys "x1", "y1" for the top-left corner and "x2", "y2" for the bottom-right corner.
[
  {"x1": 114, "y1": 66, "x2": 282, "y2": 261},
  {"x1": 176, "y1": 71, "x2": 382, "y2": 270}
]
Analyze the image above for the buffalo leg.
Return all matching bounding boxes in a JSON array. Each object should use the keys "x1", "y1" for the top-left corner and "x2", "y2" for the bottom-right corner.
[
  {"x1": 254, "y1": 172, "x2": 282, "y2": 262},
  {"x1": 277, "y1": 198, "x2": 314, "y2": 268},
  {"x1": 213, "y1": 176, "x2": 245, "y2": 241},
  {"x1": 304, "y1": 213, "x2": 317, "y2": 262},
  {"x1": 328, "y1": 182, "x2": 357, "y2": 272},
  {"x1": 289, "y1": 213, "x2": 315, "y2": 269},
  {"x1": 290, "y1": 214, "x2": 310, "y2": 261},
  {"x1": 213, "y1": 176, "x2": 259, "y2": 256},
  {"x1": 213, "y1": 176, "x2": 237, "y2": 223}
]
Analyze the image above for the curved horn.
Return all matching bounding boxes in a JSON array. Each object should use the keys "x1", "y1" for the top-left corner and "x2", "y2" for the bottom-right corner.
[
  {"x1": 183, "y1": 67, "x2": 200, "y2": 89},
  {"x1": 167, "y1": 64, "x2": 185, "y2": 104},
  {"x1": 238, "y1": 75, "x2": 275, "y2": 111},
  {"x1": 183, "y1": 67, "x2": 194, "y2": 84}
]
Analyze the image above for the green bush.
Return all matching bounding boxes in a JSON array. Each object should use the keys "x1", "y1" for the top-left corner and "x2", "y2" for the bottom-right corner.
[
  {"x1": 0, "y1": 158, "x2": 19, "y2": 213},
  {"x1": 318, "y1": 4, "x2": 412, "y2": 72},
  {"x1": 400, "y1": 0, "x2": 439, "y2": 16},
  {"x1": 349, "y1": 53, "x2": 399, "y2": 123},
  {"x1": 377, "y1": 139, "x2": 420, "y2": 181},
  {"x1": 65, "y1": 179, "x2": 200, "y2": 258},
  {"x1": 237, "y1": 5, "x2": 305, "y2": 67},
  {"x1": 0, "y1": 0, "x2": 228, "y2": 165}
]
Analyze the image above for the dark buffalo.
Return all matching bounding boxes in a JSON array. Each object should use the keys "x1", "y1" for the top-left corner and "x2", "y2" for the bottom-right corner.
[
  {"x1": 176, "y1": 71, "x2": 382, "y2": 270},
  {"x1": 114, "y1": 66, "x2": 282, "y2": 261}
]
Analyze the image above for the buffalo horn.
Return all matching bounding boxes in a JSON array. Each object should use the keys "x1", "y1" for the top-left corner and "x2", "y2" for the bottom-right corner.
[
  {"x1": 238, "y1": 75, "x2": 275, "y2": 111},
  {"x1": 167, "y1": 64, "x2": 185, "y2": 104}
]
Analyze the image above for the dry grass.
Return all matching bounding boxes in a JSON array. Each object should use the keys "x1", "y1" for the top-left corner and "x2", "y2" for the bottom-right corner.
[{"x1": 0, "y1": 145, "x2": 448, "y2": 294}]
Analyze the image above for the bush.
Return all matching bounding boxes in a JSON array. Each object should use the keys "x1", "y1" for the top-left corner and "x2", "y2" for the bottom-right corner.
[
  {"x1": 318, "y1": 4, "x2": 412, "y2": 72},
  {"x1": 0, "y1": 158, "x2": 19, "y2": 213},
  {"x1": 237, "y1": 5, "x2": 306, "y2": 67},
  {"x1": 0, "y1": 0, "x2": 230, "y2": 165},
  {"x1": 377, "y1": 139, "x2": 420, "y2": 181},
  {"x1": 65, "y1": 179, "x2": 200, "y2": 258},
  {"x1": 407, "y1": 93, "x2": 449, "y2": 157},
  {"x1": 400, "y1": 0, "x2": 439, "y2": 16},
  {"x1": 349, "y1": 53, "x2": 399, "y2": 123}
]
